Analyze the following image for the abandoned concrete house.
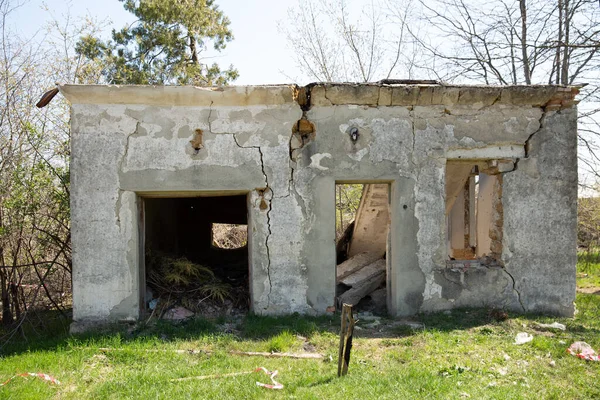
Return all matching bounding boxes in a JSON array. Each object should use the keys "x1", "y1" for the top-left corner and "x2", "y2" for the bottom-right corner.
[{"x1": 58, "y1": 82, "x2": 579, "y2": 331}]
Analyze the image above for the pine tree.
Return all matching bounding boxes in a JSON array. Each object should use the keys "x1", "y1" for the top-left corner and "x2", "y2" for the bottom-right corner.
[{"x1": 76, "y1": 0, "x2": 238, "y2": 85}]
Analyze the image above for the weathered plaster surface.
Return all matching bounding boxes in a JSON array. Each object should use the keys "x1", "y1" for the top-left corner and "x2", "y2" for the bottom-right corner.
[{"x1": 62, "y1": 83, "x2": 579, "y2": 329}]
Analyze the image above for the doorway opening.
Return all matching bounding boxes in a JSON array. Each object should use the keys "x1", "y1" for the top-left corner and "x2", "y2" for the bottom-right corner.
[
  {"x1": 335, "y1": 183, "x2": 390, "y2": 315},
  {"x1": 142, "y1": 194, "x2": 249, "y2": 319}
]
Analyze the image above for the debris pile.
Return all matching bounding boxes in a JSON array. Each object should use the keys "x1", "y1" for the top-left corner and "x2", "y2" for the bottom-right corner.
[
  {"x1": 336, "y1": 251, "x2": 386, "y2": 310},
  {"x1": 145, "y1": 250, "x2": 249, "y2": 320}
]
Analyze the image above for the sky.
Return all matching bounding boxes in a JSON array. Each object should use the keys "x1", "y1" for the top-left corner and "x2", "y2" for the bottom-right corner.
[
  {"x1": 9, "y1": 0, "x2": 599, "y2": 191},
  {"x1": 10, "y1": 0, "x2": 303, "y2": 85}
]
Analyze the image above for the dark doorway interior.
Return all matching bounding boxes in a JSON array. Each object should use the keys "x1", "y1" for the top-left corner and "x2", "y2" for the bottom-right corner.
[{"x1": 144, "y1": 195, "x2": 249, "y2": 315}]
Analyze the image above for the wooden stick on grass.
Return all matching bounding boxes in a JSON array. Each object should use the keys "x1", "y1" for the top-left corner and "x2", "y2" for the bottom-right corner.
[{"x1": 337, "y1": 303, "x2": 356, "y2": 377}]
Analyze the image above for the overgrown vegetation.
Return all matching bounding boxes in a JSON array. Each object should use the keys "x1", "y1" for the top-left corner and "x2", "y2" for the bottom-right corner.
[{"x1": 145, "y1": 251, "x2": 234, "y2": 311}]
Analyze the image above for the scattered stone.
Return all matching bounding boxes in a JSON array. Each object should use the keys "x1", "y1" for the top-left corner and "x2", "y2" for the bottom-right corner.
[
  {"x1": 514, "y1": 332, "x2": 533, "y2": 345},
  {"x1": 535, "y1": 322, "x2": 566, "y2": 331},
  {"x1": 549, "y1": 360, "x2": 556, "y2": 367},
  {"x1": 163, "y1": 306, "x2": 194, "y2": 321},
  {"x1": 503, "y1": 353, "x2": 511, "y2": 361},
  {"x1": 303, "y1": 343, "x2": 317, "y2": 353},
  {"x1": 364, "y1": 320, "x2": 381, "y2": 329},
  {"x1": 357, "y1": 311, "x2": 380, "y2": 321},
  {"x1": 390, "y1": 320, "x2": 425, "y2": 330}
]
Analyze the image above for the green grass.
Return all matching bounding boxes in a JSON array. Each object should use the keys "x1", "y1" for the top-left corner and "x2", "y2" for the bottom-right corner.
[
  {"x1": 1, "y1": 262, "x2": 599, "y2": 399},
  {"x1": 577, "y1": 250, "x2": 600, "y2": 289}
]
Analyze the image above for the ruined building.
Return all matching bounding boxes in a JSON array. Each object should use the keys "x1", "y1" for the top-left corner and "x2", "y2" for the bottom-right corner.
[{"x1": 59, "y1": 83, "x2": 579, "y2": 331}]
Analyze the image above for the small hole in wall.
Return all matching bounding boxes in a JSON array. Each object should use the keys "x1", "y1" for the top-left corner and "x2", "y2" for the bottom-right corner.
[{"x1": 190, "y1": 129, "x2": 204, "y2": 152}]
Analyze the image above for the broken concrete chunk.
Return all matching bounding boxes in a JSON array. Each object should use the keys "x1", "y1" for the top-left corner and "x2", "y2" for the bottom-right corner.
[
  {"x1": 514, "y1": 332, "x2": 533, "y2": 345},
  {"x1": 337, "y1": 271, "x2": 385, "y2": 307},
  {"x1": 535, "y1": 322, "x2": 566, "y2": 331},
  {"x1": 337, "y1": 251, "x2": 385, "y2": 282},
  {"x1": 340, "y1": 259, "x2": 386, "y2": 287},
  {"x1": 163, "y1": 306, "x2": 194, "y2": 321}
]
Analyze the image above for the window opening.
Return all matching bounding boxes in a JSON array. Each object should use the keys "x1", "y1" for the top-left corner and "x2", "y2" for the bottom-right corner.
[
  {"x1": 212, "y1": 223, "x2": 248, "y2": 249},
  {"x1": 446, "y1": 162, "x2": 503, "y2": 266}
]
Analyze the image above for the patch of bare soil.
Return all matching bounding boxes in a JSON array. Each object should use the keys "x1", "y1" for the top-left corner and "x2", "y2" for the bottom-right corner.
[{"x1": 577, "y1": 287, "x2": 600, "y2": 295}]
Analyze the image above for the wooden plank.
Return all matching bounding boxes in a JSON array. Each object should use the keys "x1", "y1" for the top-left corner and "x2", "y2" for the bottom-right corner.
[
  {"x1": 337, "y1": 272, "x2": 385, "y2": 307},
  {"x1": 230, "y1": 351, "x2": 323, "y2": 359},
  {"x1": 337, "y1": 306, "x2": 348, "y2": 377},
  {"x1": 340, "y1": 259, "x2": 385, "y2": 287},
  {"x1": 337, "y1": 304, "x2": 355, "y2": 377},
  {"x1": 336, "y1": 251, "x2": 384, "y2": 282},
  {"x1": 341, "y1": 304, "x2": 355, "y2": 376}
]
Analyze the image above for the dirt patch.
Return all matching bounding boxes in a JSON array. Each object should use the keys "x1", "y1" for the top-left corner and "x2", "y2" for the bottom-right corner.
[{"x1": 577, "y1": 287, "x2": 600, "y2": 295}]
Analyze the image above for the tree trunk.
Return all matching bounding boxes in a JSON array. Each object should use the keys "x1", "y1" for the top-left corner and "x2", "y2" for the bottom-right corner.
[
  {"x1": 561, "y1": 0, "x2": 570, "y2": 84},
  {"x1": 556, "y1": 0, "x2": 563, "y2": 84},
  {"x1": 519, "y1": 0, "x2": 531, "y2": 84},
  {"x1": 189, "y1": 33, "x2": 198, "y2": 64},
  {"x1": 0, "y1": 270, "x2": 13, "y2": 327},
  {"x1": 0, "y1": 206, "x2": 12, "y2": 327}
]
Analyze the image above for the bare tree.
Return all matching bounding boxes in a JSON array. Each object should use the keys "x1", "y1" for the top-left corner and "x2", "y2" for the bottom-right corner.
[
  {"x1": 407, "y1": 0, "x2": 600, "y2": 183},
  {"x1": 281, "y1": 0, "x2": 418, "y2": 82},
  {"x1": 0, "y1": 0, "x2": 103, "y2": 342}
]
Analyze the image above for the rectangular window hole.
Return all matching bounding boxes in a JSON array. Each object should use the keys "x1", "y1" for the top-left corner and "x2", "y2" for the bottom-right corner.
[
  {"x1": 212, "y1": 223, "x2": 248, "y2": 249},
  {"x1": 446, "y1": 161, "x2": 503, "y2": 267}
]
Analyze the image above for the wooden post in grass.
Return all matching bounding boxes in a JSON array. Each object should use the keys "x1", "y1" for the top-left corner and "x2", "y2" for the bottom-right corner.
[{"x1": 337, "y1": 303, "x2": 356, "y2": 377}]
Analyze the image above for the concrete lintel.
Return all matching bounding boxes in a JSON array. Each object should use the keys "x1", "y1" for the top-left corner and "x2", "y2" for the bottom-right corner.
[
  {"x1": 446, "y1": 146, "x2": 525, "y2": 160},
  {"x1": 58, "y1": 84, "x2": 297, "y2": 107}
]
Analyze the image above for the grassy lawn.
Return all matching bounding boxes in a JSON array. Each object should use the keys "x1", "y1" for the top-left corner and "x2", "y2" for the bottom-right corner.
[{"x1": 1, "y1": 261, "x2": 599, "y2": 399}]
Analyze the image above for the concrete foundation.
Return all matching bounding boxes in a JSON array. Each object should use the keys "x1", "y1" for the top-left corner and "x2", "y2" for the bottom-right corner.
[{"x1": 60, "y1": 83, "x2": 579, "y2": 330}]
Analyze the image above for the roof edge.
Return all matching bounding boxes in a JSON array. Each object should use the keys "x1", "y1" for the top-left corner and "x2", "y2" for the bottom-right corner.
[{"x1": 57, "y1": 83, "x2": 581, "y2": 110}]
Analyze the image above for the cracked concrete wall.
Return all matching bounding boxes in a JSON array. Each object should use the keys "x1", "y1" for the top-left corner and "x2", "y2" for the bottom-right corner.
[
  {"x1": 62, "y1": 83, "x2": 578, "y2": 328},
  {"x1": 502, "y1": 109, "x2": 578, "y2": 316}
]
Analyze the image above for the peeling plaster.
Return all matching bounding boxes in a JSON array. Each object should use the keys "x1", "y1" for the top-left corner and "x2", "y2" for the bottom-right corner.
[
  {"x1": 423, "y1": 275, "x2": 443, "y2": 301},
  {"x1": 309, "y1": 153, "x2": 332, "y2": 170}
]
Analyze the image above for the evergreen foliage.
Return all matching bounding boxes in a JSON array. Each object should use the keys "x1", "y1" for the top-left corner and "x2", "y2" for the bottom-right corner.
[{"x1": 76, "y1": 0, "x2": 238, "y2": 85}]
